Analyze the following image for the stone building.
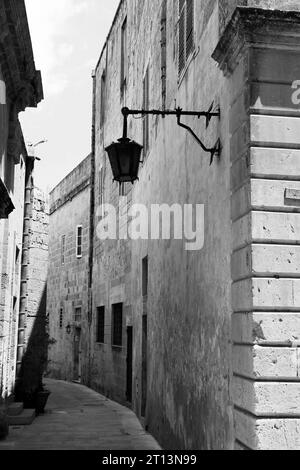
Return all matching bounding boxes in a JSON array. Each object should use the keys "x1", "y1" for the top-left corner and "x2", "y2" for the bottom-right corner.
[
  {"x1": 15, "y1": 183, "x2": 49, "y2": 399},
  {"x1": 47, "y1": 155, "x2": 92, "y2": 383},
  {"x1": 48, "y1": 0, "x2": 300, "y2": 450},
  {"x1": 0, "y1": 0, "x2": 43, "y2": 400}
]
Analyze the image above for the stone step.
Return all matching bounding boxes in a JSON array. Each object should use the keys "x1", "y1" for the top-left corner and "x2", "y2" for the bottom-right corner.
[
  {"x1": 7, "y1": 409, "x2": 35, "y2": 426},
  {"x1": 7, "y1": 403, "x2": 23, "y2": 417}
]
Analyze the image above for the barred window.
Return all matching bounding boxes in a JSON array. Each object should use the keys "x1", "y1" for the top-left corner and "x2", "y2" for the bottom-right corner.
[
  {"x1": 96, "y1": 306, "x2": 105, "y2": 343},
  {"x1": 178, "y1": 0, "x2": 194, "y2": 76},
  {"x1": 59, "y1": 308, "x2": 63, "y2": 329},
  {"x1": 112, "y1": 303, "x2": 123, "y2": 347}
]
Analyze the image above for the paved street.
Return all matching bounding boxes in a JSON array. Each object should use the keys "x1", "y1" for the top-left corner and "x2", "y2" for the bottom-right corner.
[{"x1": 0, "y1": 379, "x2": 161, "y2": 450}]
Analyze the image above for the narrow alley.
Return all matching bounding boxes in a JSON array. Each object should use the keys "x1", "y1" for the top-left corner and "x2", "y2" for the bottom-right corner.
[
  {"x1": 0, "y1": 380, "x2": 160, "y2": 451},
  {"x1": 3, "y1": 0, "x2": 300, "y2": 452}
]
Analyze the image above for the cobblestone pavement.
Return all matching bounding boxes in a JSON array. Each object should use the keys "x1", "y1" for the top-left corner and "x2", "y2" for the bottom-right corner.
[{"x1": 0, "y1": 379, "x2": 161, "y2": 450}]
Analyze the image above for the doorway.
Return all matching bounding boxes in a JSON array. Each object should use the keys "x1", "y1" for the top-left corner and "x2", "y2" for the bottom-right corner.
[
  {"x1": 73, "y1": 327, "x2": 82, "y2": 382},
  {"x1": 141, "y1": 315, "x2": 148, "y2": 417},
  {"x1": 126, "y1": 326, "x2": 133, "y2": 403}
]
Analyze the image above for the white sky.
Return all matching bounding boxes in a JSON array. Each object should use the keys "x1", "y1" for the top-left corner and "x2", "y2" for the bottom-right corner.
[{"x1": 20, "y1": 0, "x2": 120, "y2": 193}]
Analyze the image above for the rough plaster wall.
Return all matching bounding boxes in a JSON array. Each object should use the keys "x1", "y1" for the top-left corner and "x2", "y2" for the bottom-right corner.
[
  {"x1": 47, "y1": 156, "x2": 90, "y2": 383},
  {"x1": 92, "y1": 0, "x2": 233, "y2": 450}
]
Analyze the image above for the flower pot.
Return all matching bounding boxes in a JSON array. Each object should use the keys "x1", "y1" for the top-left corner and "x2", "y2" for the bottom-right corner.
[
  {"x1": 0, "y1": 411, "x2": 8, "y2": 440},
  {"x1": 23, "y1": 391, "x2": 37, "y2": 410},
  {"x1": 36, "y1": 390, "x2": 51, "y2": 415}
]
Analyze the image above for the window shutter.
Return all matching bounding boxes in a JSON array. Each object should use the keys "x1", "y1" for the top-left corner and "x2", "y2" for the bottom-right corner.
[
  {"x1": 178, "y1": 0, "x2": 185, "y2": 75},
  {"x1": 100, "y1": 72, "x2": 106, "y2": 127},
  {"x1": 178, "y1": 0, "x2": 194, "y2": 76},
  {"x1": 186, "y1": 0, "x2": 194, "y2": 59}
]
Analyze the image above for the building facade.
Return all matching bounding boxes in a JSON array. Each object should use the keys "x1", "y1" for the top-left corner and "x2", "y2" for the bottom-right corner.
[
  {"x1": 47, "y1": 155, "x2": 91, "y2": 383},
  {"x1": 0, "y1": 0, "x2": 43, "y2": 400},
  {"x1": 48, "y1": 0, "x2": 300, "y2": 450}
]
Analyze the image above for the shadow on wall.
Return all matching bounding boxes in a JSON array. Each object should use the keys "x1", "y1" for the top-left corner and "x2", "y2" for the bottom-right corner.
[{"x1": 14, "y1": 285, "x2": 49, "y2": 408}]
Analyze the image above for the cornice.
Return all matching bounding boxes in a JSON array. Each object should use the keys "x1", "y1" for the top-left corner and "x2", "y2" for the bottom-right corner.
[
  {"x1": 0, "y1": 0, "x2": 43, "y2": 109},
  {"x1": 0, "y1": 178, "x2": 15, "y2": 219},
  {"x1": 212, "y1": 7, "x2": 300, "y2": 75}
]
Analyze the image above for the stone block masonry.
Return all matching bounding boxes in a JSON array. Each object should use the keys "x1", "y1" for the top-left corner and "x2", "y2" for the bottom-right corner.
[{"x1": 213, "y1": 7, "x2": 300, "y2": 450}]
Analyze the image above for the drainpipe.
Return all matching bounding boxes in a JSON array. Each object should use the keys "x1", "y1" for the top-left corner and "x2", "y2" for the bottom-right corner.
[
  {"x1": 87, "y1": 70, "x2": 96, "y2": 386},
  {"x1": 161, "y1": 0, "x2": 167, "y2": 111}
]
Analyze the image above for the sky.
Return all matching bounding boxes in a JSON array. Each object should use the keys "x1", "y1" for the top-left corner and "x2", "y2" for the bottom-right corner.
[{"x1": 20, "y1": 0, "x2": 120, "y2": 193}]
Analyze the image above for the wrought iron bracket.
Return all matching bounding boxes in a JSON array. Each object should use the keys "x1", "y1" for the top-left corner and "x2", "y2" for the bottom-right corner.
[{"x1": 121, "y1": 104, "x2": 221, "y2": 165}]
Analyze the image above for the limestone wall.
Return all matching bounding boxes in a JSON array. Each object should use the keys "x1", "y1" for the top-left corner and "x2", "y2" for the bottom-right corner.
[{"x1": 47, "y1": 156, "x2": 91, "y2": 383}]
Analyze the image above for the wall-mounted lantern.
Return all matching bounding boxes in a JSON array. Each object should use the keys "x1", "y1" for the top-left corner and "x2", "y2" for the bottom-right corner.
[
  {"x1": 66, "y1": 323, "x2": 72, "y2": 335},
  {"x1": 105, "y1": 105, "x2": 221, "y2": 184}
]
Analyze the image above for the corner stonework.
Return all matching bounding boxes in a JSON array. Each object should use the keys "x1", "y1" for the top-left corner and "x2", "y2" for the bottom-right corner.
[{"x1": 213, "y1": 7, "x2": 300, "y2": 450}]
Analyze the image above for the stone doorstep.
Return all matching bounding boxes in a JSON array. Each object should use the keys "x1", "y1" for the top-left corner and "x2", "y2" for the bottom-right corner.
[
  {"x1": 7, "y1": 403, "x2": 23, "y2": 417},
  {"x1": 7, "y1": 410, "x2": 35, "y2": 426}
]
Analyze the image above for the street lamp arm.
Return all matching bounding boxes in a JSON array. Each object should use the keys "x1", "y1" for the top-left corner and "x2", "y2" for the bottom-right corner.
[
  {"x1": 176, "y1": 112, "x2": 221, "y2": 165},
  {"x1": 121, "y1": 105, "x2": 221, "y2": 164}
]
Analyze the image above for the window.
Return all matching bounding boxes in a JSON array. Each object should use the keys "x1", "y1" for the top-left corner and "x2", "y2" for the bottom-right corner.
[
  {"x1": 143, "y1": 67, "x2": 150, "y2": 157},
  {"x1": 121, "y1": 17, "x2": 127, "y2": 92},
  {"x1": 142, "y1": 256, "x2": 148, "y2": 297},
  {"x1": 96, "y1": 307, "x2": 105, "y2": 343},
  {"x1": 59, "y1": 308, "x2": 63, "y2": 329},
  {"x1": 112, "y1": 303, "x2": 123, "y2": 347},
  {"x1": 100, "y1": 72, "x2": 106, "y2": 127},
  {"x1": 15, "y1": 246, "x2": 20, "y2": 264},
  {"x1": 178, "y1": 0, "x2": 194, "y2": 76},
  {"x1": 74, "y1": 307, "x2": 82, "y2": 323},
  {"x1": 119, "y1": 182, "x2": 126, "y2": 197},
  {"x1": 61, "y1": 235, "x2": 66, "y2": 265},
  {"x1": 76, "y1": 226, "x2": 83, "y2": 258}
]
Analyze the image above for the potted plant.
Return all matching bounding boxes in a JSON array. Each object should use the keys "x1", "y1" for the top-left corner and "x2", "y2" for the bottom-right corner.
[
  {"x1": 0, "y1": 409, "x2": 8, "y2": 440},
  {"x1": 36, "y1": 383, "x2": 51, "y2": 415},
  {"x1": 23, "y1": 387, "x2": 38, "y2": 409}
]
